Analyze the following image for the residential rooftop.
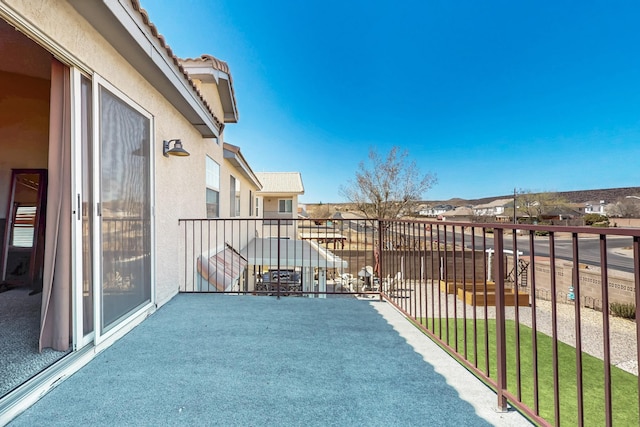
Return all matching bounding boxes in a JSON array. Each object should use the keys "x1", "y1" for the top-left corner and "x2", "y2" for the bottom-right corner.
[{"x1": 256, "y1": 172, "x2": 305, "y2": 194}]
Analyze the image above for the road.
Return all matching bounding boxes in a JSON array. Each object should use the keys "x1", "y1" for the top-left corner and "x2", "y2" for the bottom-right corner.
[
  {"x1": 341, "y1": 220, "x2": 636, "y2": 272},
  {"x1": 434, "y1": 229, "x2": 636, "y2": 273}
]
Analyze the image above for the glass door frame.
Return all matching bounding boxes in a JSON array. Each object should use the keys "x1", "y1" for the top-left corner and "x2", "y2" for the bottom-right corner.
[
  {"x1": 71, "y1": 70, "x2": 156, "y2": 349},
  {"x1": 71, "y1": 68, "x2": 97, "y2": 350},
  {"x1": 92, "y1": 74, "x2": 156, "y2": 346}
]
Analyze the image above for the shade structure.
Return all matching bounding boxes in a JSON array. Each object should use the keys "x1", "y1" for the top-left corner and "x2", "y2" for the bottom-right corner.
[
  {"x1": 197, "y1": 245, "x2": 247, "y2": 292},
  {"x1": 299, "y1": 231, "x2": 347, "y2": 241},
  {"x1": 241, "y1": 238, "x2": 348, "y2": 270},
  {"x1": 358, "y1": 265, "x2": 374, "y2": 277}
]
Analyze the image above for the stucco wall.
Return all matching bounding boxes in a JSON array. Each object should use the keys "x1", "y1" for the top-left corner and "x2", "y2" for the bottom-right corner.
[
  {"x1": 610, "y1": 218, "x2": 640, "y2": 228},
  {"x1": 3, "y1": 0, "x2": 230, "y2": 307},
  {"x1": 221, "y1": 161, "x2": 260, "y2": 220},
  {"x1": 198, "y1": 82, "x2": 225, "y2": 123},
  {"x1": 528, "y1": 258, "x2": 635, "y2": 309},
  {"x1": 263, "y1": 196, "x2": 297, "y2": 217}
]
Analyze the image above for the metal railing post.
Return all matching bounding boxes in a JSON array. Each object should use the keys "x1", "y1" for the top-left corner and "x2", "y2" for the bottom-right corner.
[
  {"x1": 634, "y1": 235, "x2": 640, "y2": 424},
  {"x1": 277, "y1": 219, "x2": 281, "y2": 299},
  {"x1": 378, "y1": 218, "x2": 384, "y2": 300},
  {"x1": 494, "y1": 228, "x2": 508, "y2": 412}
]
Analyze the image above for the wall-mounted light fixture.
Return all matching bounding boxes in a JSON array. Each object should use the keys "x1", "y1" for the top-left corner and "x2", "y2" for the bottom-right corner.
[{"x1": 163, "y1": 139, "x2": 190, "y2": 157}]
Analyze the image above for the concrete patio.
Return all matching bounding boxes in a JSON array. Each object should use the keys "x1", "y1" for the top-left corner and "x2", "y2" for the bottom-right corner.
[{"x1": 9, "y1": 295, "x2": 530, "y2": 426}]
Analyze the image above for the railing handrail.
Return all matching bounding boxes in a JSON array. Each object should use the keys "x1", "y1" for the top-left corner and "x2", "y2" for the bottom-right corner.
[{"x1": 177, "y1": 217, "x2": 640, "y2": 426}]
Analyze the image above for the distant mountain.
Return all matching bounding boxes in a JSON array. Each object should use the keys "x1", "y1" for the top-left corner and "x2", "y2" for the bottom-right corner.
[{"x1": 428, "y1": 187, "x2": 640, "y2": 206}]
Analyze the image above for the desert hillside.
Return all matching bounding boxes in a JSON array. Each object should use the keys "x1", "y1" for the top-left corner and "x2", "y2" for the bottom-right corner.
[{"x1": 305, "y1": 186, "x2": 640, "y2": 216}]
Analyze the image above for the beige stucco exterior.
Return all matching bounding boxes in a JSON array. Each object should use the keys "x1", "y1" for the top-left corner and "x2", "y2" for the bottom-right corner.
[
  {"x1": 192, "y1": 80, "x2": 225, "y2": 123},
  {"x1": 0, "y1": 1, "x2": 243, "y2": 308},
  {"x1": 0, "y1": 0, "x2": 270, "y2": 420}
]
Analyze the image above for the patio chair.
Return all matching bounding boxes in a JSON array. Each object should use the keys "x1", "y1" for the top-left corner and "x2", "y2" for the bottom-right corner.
[{"x1": 385, "y1": 272, "x2": 402, "y2": 294}]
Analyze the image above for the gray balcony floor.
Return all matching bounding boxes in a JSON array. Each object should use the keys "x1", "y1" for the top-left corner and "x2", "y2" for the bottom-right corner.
[{"x1": 10, "y1": 295, "x2": 530, "y2": 426}]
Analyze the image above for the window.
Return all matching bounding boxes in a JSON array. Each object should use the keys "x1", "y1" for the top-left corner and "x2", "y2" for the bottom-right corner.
[
  {"x1": 230, "y1": 176, "x2": 240, "y2": 217},
  {"x1": 249, "y1": 190, "x2": 253, "y2": 217},
  {"x1": 255, "y1": 197, "x2": 260, "y2": 216},
  {"x1": 11, "y1": 205, "x2": 37, "y2": 247},
  {"x1": 206, "y1": 156, "x2": 220, "y2": 218},
  {"x1": 235, "y1": 179, "x2": 241, "y2": 216},
  {"x1": 278, "y1": 199, "x2": 293, "y2": 213}
]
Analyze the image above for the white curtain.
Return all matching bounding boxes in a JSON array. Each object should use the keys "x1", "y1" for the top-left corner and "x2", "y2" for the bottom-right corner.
[{"x1": 39, "y1": 58, "x2": 71, "y2": 352}]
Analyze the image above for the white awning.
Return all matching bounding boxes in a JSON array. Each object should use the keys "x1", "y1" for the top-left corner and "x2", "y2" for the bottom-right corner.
[
  {"x1": 241, "y1": 238, "x2": 348, "y2": 269},
  {"x1": 299, "y1": 232, "x2": 346, "y2": 240}
]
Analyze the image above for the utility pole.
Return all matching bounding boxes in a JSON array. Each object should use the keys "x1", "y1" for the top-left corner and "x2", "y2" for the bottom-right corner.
[{"x1": 513, "y1": 188, "x2": 517, "y2": 225}]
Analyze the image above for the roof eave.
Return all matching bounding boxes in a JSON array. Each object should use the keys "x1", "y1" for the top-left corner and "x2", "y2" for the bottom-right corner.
[
  {"x1": 257, "y1": 190, "x2": 305, "y2": 197},
  {"x1": 68, "y1": 0, "x2": 222, "y2": 138},
  {"x1": 223, "y1": 143, "x2": 261, "y2": 188},
  {"x1": 179, "y1": 64, "x2": 239, "y2": 123}
]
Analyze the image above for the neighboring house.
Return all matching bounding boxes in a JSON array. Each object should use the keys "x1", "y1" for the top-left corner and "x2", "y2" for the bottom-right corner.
[
  {"x1": 584, "y1": 200, "x2": 606, "y2": 215},
  {"x1": 255, "y1": 172, "x2": 304, "y2": 238},
  {"x1": 0, "y1": 0, "x2": 257, "y2": 421},
  {"x1": 418, "y1": 204, "x2": 453, "y2": 217},
  {"x1": 473, "y1": 199, "x2": 512, "y2": 219},
  {"x1": 539, "y1": 207, "x2": 581, "y2": 223},
  {"x1": 569, "y1": 202, "x2": 587, "y2": 215},
  {"x1": 439, "y1": 206, "x2": 474, "y2": 222}
]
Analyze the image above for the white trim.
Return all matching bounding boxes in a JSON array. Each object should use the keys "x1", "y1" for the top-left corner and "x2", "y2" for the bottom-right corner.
[
  {"x1": 0, "y1": 305, "x2": 154, "y2": 425},
  {"x1": 70, "y1": 68, "x2": 87, "y2": 350},
  {"x1": 0, "y1": 3, "x2": 92, "y2": 74},
  {"x1": 93, "y1": 74, "x2": 155, "y2": 345},
  {"x1": 91, "y1": 76, "x2": 102, "y2": 347},
  {"x1": 94, "y1": 73, "x2": 153, "y2": 120},
  {"x1": 149, "y1": 117, "x2": 156, "y2": 311}
]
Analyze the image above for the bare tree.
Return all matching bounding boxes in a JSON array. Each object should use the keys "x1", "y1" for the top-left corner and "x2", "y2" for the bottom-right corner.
[
  {"x1": 340, "y1": 146, "x2": 436, "y2": 219},
  {"x1": 312, "y1": 203, "x2": 332, "y2": 219},
  {"x1": 607, "y1": 197, "x2": 640, "y2": 218},
  {"x1": 516, "y1": 190, "x2": 571, "y2": 223}
]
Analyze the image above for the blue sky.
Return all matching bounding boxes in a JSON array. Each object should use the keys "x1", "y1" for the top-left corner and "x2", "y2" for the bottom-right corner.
[{"x1": 141, "y1": 1, "x2": 640, "y2": 203}]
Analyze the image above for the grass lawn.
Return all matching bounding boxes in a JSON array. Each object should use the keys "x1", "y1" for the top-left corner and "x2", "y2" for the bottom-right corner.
[{"x1": 419, "y1": 318, "x2": 639, "y2": 426}]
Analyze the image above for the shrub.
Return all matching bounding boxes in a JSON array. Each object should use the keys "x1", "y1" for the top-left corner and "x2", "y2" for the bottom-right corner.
[
  {"x1": 584, "y1": 213, "x2": 609, "y2": 226},
  {"x1": 610, "y1": 303, "x2": 636, "y2": 319}
]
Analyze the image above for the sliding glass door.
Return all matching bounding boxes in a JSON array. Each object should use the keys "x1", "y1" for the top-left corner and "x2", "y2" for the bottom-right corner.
[
  {"x1": 96, "y1": 79, "x2": 153, "y2": 335},
  {"x1": 73, "y1": 72, "x2": 154, "y2": 347}
]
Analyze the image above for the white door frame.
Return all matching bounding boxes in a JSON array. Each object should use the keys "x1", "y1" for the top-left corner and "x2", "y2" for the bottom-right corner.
[{"x1": 91, "y1": 74, "x2": 156, "y2": 346}]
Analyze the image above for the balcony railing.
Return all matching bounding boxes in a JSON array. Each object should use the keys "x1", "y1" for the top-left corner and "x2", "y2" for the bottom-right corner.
[{"x1": 178, "y1": 217, "x2": 640, "y2": 426}]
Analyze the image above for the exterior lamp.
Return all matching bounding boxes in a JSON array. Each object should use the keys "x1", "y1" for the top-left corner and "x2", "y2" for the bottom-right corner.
[{"x1": 163, "y1": 139, "x2": 190, "y2": 157}]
